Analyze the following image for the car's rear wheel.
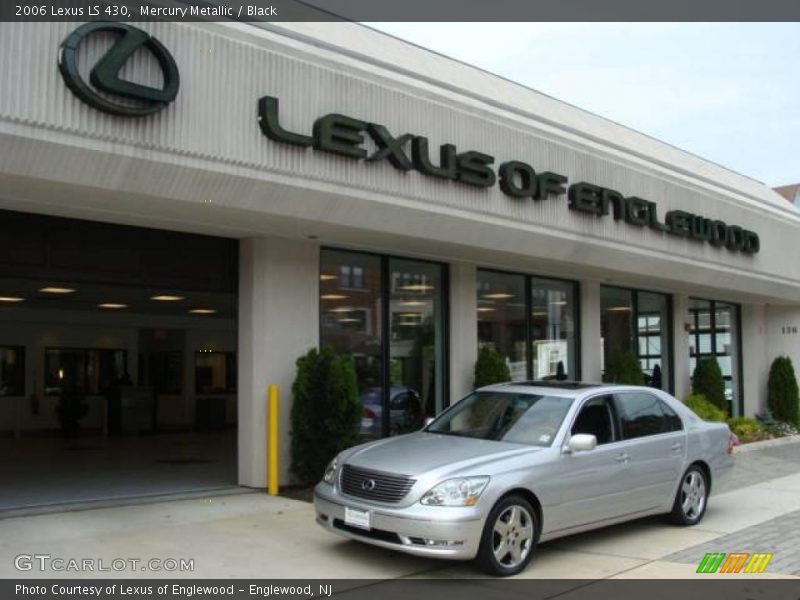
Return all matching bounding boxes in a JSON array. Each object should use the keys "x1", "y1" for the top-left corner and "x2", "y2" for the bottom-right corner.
[
  {"x1": 670, "y1": 465, "x2": 708, "y2": 525},
  {"x1": 476, "y1": 494, "x2": 538, "y2": 576}
]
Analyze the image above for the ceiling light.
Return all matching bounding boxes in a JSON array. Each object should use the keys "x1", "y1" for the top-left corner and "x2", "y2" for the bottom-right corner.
[
  {"x1": 477, "y1": 307, "x2": 495, "y2": 313},
  {"x1": 397, "y1": 312, "x2": 422, "y2": 318},
  {"x1": 98, "y1": 303, "x2": 127, "y2": 309},
  {"x1": 151, "y1": 295, "x2": 185, "y2": 301},
  {"x1": 329, "y1": 307, "x2": 356, "y2": 313},
  {"x1": 606, "y1": 306, "x2": 632, "y2": 312},
  {"x1": 189, "y1": 308, "x2": 217, "y2": 314},
  {"x1": 0, "y1": 296, "x2": 24, "y2": 303},
  {"x1": 397, "y1": 321, "x2": 421, "y2": 327},
  {"x1": 398, "y1": 284, "x2": 434, "y2": 292},
  {"x1": 532, "y1": 311, "x2": 549, "y2": 317},
  {"x1": 320, "y1": 294, "x2": 348, "y2": 300},
  {"x1": 549, "y1": 300, "x2": 568, "y2": 306},
  {"x1": 319, "y1": 274, "x2": 338, "y2": 281},
  {"x1": 337, "y1": 318, "x2": 360, "y2": 323},
  {"x1": 482, "y1": 293, "x2": 515, "y2": 300},
  {"x1": 39, "y1": 287, "x2": 75, "y2": 294},
  {"x1": 399, "y1": 300, "x2": 426, "y2": 306}
]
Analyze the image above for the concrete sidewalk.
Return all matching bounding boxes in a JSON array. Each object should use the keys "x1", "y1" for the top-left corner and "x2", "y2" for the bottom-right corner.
[{"x1": 1, "y1": 439, "x2": 799, "y2": 580}]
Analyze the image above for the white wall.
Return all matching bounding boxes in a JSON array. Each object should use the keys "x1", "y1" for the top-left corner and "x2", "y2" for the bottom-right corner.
[
  {"x1": 766, "y1": 305, "x2": 800, "y2": 405},
  {"x1": 238, "y1": 236, "x2": 319, "y2": 488},
  {"x1": 448, "y1": 261, "x2": 478, "y2": 403}
]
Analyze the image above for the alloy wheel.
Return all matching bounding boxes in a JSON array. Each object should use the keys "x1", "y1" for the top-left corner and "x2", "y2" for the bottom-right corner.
[
  {"x1": 492, "y1": 504, "x2": 534, "y2": 568},
  {"x1": 680, "y1": 470, "x2": 706, "y2": 519}
]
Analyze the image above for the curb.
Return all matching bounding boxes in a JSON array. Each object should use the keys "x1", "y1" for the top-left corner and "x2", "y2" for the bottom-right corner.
[{"x1": 733, "y1": 434, "x2": 800, "y2": 454}]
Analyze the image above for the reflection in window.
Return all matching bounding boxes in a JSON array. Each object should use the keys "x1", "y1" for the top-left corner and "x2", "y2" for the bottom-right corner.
[
  {"x1": 688, "y1": 298, "x2": 741, "y2": 415},
  {"x1": 477, "y1": 271, "x2": 527, "y2": 381},
  {"x1": 389, "y1": 258, "x2": 445, "y2": 435},
  {"x1": 601, "y1": 286, "x2": 672, "y2": 391},
  {"x1": 531, "y1": 277, "x2": 577, "y2": 380},
  {"x1": 45, "y1": 348, "x2": 127, "y2": 395},
  {"x1": 0, "y1": 346, "x2": 25, "y2": 397},
  {"x1": 477, "y1": 271, "x2": 579, "y2": 382},
  {"x1": 195, "y1": 351, "x2": 236, "y2": 394},
  {"x1": 320, "y1": 249, "x2": 446, "y2": 440}
]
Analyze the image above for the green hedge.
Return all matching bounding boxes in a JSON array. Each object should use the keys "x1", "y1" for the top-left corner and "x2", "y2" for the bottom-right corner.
[
  {"x1": 289, "y1": 347, "x2": 361, "y2": 485},
  {"x1": 605, "y1": 351, "x2": 646, "y2": 386},
  {"x1": 474, "y1": 346, "x2": 511, "y2": 389},
  {"x1": 692, "y1": 357, "x2": 726, "y2": 410},
  {"x1": 684, "y1": 392, "x2": 727, "y2": 422},
  {"x1": 726, "y1": 416, "x2": 770, "y2": 444},
  {"x1": 767, "y1": 356, "x2": 800, "y2": 425}
]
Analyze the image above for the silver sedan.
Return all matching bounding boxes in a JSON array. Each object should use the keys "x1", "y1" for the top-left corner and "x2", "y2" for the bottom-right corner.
[{"x1": 314, "y1": 382, "x2": 735, "y2": 576}]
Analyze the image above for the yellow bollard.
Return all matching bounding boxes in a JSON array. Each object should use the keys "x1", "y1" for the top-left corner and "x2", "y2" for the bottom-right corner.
[{"x1": 267, "y1": 384, "x2": 279, "y2": 495}]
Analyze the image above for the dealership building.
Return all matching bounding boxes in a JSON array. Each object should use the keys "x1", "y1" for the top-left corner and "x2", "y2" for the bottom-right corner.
[{"x1": 0, "y1": 20, "x2": 798, "y2": 506}]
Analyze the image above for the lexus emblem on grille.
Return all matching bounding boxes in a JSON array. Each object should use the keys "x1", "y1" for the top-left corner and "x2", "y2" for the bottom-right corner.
[{"x1": 361, "y1": 479, "x2": 376, "y2": 491}]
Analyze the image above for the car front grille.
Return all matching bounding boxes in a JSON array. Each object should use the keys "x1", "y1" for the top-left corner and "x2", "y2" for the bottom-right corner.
[{"x1": 340, "y1": 464, "x2": 415, "y2": 503}]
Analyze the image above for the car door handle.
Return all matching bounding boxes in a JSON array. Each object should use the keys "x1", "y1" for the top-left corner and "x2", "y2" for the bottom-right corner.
[
  {"x1": 671, "y1": 443, "x2": 682, "y2": 451},
  {"x1": 615, "y1": 453, "x2": 630, "y2": 463}
]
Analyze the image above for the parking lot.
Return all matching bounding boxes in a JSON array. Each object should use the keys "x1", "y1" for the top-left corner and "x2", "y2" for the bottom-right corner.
[{"x1": 1, "y1": 439, "x2": 798, "y2": 580}]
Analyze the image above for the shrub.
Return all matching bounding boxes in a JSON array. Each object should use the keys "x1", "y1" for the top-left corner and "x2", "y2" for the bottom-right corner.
[
  {"x1": 756, "y1": 408, "x2": 800, "y2": 438},
  {"x1": 290, "y1": 347, "x2": 361, "y2": 485},
  {"x1": 767, "y1": 356, "x2": 800, "y2": 425},
  {"x1": 727, "y1": 416, "x2": 770, "y2": 444},
  {"x1": 605, "y1": 351, "x2": 646, "y2": 386},
  {"x1": 474, "y1": 346, "x2": 511, "y2": 389},
  {"x1": 683, "y1": 393, "x2": 727, "y2": 422},
  {"x1": 692, "y1": 357, "x2": 726, "y2": 410}
]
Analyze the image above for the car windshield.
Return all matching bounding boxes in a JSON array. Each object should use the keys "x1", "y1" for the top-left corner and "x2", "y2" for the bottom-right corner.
[{"x1": 426, "y1": 391, "x2": 573, "y2": 447}]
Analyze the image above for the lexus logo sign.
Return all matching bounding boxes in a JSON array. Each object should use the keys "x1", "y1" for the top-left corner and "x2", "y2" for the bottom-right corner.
[
  {"x1": 361, "y1": 479, "x2": 376, "y2": 491},
  {"x1": 58, "y1": 22, "x2": 180, "y2": 117}
]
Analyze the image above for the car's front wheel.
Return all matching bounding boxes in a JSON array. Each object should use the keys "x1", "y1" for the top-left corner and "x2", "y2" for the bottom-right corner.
[
  {"x1": 476, "y1": 494, "x2": 538, "y2": 576},
  {"x1": 670, "y1": 465, "x2": 709, "y2": 525}
]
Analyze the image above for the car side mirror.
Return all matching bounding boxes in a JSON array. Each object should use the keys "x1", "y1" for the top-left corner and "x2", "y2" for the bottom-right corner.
[
  {"x1": 566, "y1": 434, "x2": 597, "y2": 453},
  {"x1": 423, "y1": 417, "x2": 435, "y2": 427}
]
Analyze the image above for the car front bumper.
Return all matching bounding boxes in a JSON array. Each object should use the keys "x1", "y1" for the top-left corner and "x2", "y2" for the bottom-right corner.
[{"x1": 313, "y1": 483, "x2": 484, "y2": 560}]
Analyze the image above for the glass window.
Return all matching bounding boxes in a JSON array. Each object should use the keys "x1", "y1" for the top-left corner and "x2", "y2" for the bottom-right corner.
[
  {"x1": 477, "y1": 271, "x2": 527, "y2": 381},
  {"x1": 637, "y1": 292, "x2": 671, "y2": 391},
  {"x1": 44, "y1": 348, "x2": 127, "y2": 395},
  {"x1": 389, "y1": 258, "x2": 445, "y2": 435},
  {"x1": 571, "y1": 396, "x2": 617, "y2": 445},
  {"x1": 531, "y1": 277, "x2": 578, "y2": 380},
  {"x1": 321, "y1": 250, "x2": 383, "y2": 439},
  {"x1": 320, "y1": 249, "x2": 446, "y2": 440},
  {"x1": 659, "y1": 400, "x2": 683, "y2": 432},
  {"x1": 616, "y1": 392, "x2": 668, "y2": 439},
  {"x1": 195, "y1": 351, "x2": 236, "y2": 394},
  {"x1": 601, "y1": 286, "x2": 672, "y2": 391},
  {"x1": 426, "y1": 391, "x2": 573, "y2": 447},
  {"x1": 0, "y1": 346, "x2": 25, "y2": 397},
  {"x1": 688, "y1": 298, "x2": 742, "y2": 415}
]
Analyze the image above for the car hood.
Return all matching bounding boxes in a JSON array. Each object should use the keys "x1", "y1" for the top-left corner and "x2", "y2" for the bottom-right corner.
[{"x1": 344, "y1": 432, "x2": 538, "y2": 477}]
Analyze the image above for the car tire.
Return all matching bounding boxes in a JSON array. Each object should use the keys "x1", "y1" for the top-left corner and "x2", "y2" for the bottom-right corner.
[
  {"x1": 669, "y1": 465, "x2": 709, "y2": 526},
  {"x1": 475, "y1": 494, "x2": 538, "y2": 576}
]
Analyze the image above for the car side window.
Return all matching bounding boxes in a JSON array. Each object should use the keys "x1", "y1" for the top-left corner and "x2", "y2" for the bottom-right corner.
[
  {"x1": 659, "y1": 400, "x2": 683, "y2": 432},
  {"x1": 616, "y1": 392, "x2": 672, "y2": 439},
  {"x1": 571, "y1": 395, "x2": 617, "y2": 445}
]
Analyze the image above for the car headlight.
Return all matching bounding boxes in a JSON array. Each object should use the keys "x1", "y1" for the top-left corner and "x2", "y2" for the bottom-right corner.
[
  {"x1": 322, "y1": 457, "x2": 339, "y2": 485},
  {"x1": 420, "y1": 476, "x2": 490, "y2": 506}
]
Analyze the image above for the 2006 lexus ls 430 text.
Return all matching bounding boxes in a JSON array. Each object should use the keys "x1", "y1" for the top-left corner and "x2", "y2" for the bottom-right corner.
[{"x1": 314, "y1": 381, "x2": 736, "y2": 576}]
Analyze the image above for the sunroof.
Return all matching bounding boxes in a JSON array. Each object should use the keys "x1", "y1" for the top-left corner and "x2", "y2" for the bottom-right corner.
[{"x1": 505, "y1": 380, "x2": 607, "y2": 390}]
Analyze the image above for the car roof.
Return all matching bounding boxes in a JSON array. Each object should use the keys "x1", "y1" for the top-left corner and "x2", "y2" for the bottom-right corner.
[{"x1": 478, "y1": 380, "x2": 622, "y2": 398}]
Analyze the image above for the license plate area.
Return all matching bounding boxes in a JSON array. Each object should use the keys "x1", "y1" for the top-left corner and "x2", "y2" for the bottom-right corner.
[{"x1": 344, "y1": 507, "x2": 371, "y2": 530}]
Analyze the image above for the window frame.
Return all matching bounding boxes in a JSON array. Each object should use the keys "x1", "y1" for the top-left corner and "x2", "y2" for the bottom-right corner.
[
  {"x1": 320, "y1": 246, "x2": 450, "y2": 439},
  {"x1": 569, "y1": 394, "x2": 620, "y2": 446},
  {"x1": 613, "y1": 391, "x2": 684, "y2": 440},
  {"x1": 477, "y1": 267, "x2": 581, "y2": 382}
]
